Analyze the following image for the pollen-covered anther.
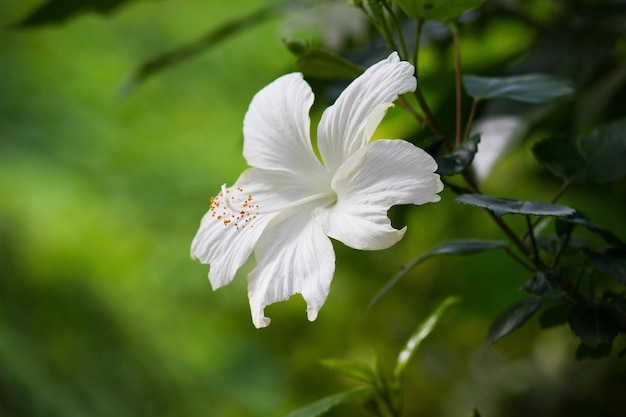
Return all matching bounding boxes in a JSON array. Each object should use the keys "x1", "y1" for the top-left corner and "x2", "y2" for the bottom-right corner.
[{"x1": 209, "y1": 185, "x2": 260, "y2": 230}]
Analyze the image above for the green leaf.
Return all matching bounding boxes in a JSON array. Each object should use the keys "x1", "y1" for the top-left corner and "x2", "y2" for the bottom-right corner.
[
  {"x1": 532, "y1": 136, "x2": 587, "y2": 182},
  {"x1": 14, "y1": 0, "x2": 134, "y2": 27},
  {"x1": 568, "y1": 300, "x2": 622, "y2": 347},
  {"x1": 280, "y1": 387, "x2": 374, "y2": 417},
  {"x1": 394, "y1": 297, "x2": 459, "y2": 381},
  {"x1": 119, "y1": 4, "x2": 282, "y2": 96},
  {"x1": 539, "y1": 302, "x2": 572, "y2": 329},
  {"x1": 522, "y1": 271, "x2": 567, "y2": 300},
  {"x1": 456, "y1": 194, "x2": 576, "y2": 217},
  {"x1": 320, "y1": 358, "x2": 377, "y2": 385},
  {"x1": 369, "y1": 239, "x2": 507, "y2": 308},
  {"x1": 395, "y1": 0, "x2": 485, "y2": 21},
  {"x1": 436, "y1": 134, "x2": 481, "y2": 175},
  {"x1": 533, "y1": 119, "x2": 626, "y2": 184},
  {"x1": 558, "y1": 212, "x2": 626, "y2": 248},
  {"x1": 577, "y1": 118, "x2": 626, "y2": 183},
  {"x1": 585, "y1": 249, "x2": 626, "y2": 285},
  {"x1": 485, "y1": 296, "x2": 542, "y2": 347},
  {"x1": 462, "y1": 74, "x2": 575, "y2": 103},
  {"x1": 575, "y1": 342, "x2": 613, "y2": 360},
  {"x1": 287, "y1": 46, "x2": 364, "y2": 80}
]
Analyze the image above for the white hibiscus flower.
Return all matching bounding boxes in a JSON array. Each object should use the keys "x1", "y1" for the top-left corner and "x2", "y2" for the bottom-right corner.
[{"x1": 191, "y1": 52, "x2": 443, "y2": 328}]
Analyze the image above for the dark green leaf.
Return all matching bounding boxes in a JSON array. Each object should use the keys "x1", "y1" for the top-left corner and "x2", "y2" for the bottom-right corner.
[
  {"x1": 532, "y1": 136, "x2": 587, "y2": 182},
  {"x1": 575, "y1": 342, "x2": 612, "y2": 360},
  {"x1": 468, "y1": 409, "x2": 482, "y2": 417},
  {"x1": 394, "y1": 297, "x2": 459, "y2": 381},
  {"x1": 369, "y1": 240, "x2": 506, "y2": 309},
  {"x1": 436, "y1": 134, "x2": 481, "y2": 175},
  {"x1": 290, "y1": 48, "x2": 364, "y2": 80},
  {"x1": 577, "y1": 118, "x2": 626, "y2": 183},
  {"x1": 559, "y1": 212, "x2": 626, "y2": 248},
  {"x1": 539, "y1": 302, "x2": 572, "y2": 329},
  {"x1": 568, "y1": 300, "x2": 621, "y2": 347},
  {"x1": 395, "y1": 0, "x2": 485, "y2": 21},
  {"x1": 280, "y1": 386, "x2": 373, "y2": 417},
  {"x1": 320, "y1": 358, "x2": 377, "y2": 385},
  {"x1": 456, "y1": 194, "x2": 576, "y2": 217},
  {"x1": 14, "y1": 0, "x2": 134, "y2": 27},
  {"x1": 119, "y1": 4, "x2": 282, "y2": 96},
  {"x1": 585, "y1": 248, "x2": 626, "y2": 285},
  {"x1": 535, "y1": 235, "x2": 588, "y2": 256},
  {"x1": 485, "y1": 296, "x2": 542, "y2": 347},
  {"x1": 523, "y1": 271, "x2": 567, "y2": 300},
  {"x1": 463, "y1": 74, "x2": 575, "y2": 103}
]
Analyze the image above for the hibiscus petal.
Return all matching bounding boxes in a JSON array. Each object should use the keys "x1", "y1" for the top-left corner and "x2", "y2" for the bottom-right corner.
[
  {"x1": 247, "y1": 207, "x2": 335, "y2": 328},
  {"x1": 313, "y1": 140, "x2": 443, "y2": 251},
  {"x1": 191, "y1": 167, "x2": 322, "y2": 289},
  {"x1": 317, "y1": 52, "x2": 416, "y2": 174},
  {"x1": 243, "y1": 73, "x2": 326, "y2": 179}
]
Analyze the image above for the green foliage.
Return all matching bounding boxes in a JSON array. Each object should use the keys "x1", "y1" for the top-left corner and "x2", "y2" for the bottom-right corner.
[
  {"x1": 284, "y1": 40, "x2": 364, "y2": 79},
  {"x1": 436, "y1": 133, "x2": 480, "y2": 175},
  {"x1": 280, "y1": 387, "x2": 374, "y2": 417},
  {"x1": 394, "y1": 0, "x2": 485, "y2": 21},
  {"x1": 462, "y1": 74, "x2": 574, "y2": 103},
  {"x1": 486, "y1": 296, "x2": 542, "y2": 348},
  {"x1": 14, "y1": 0, "x2": 137, "y2": 26},
  {"x1": 456, "y1": 194, "x2": 576, "y2": 217}
]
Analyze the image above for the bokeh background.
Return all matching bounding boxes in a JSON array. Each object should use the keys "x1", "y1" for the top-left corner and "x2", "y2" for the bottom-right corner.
[{"x1": 1, "y1": 0, "x2": 625, "y2": 416}]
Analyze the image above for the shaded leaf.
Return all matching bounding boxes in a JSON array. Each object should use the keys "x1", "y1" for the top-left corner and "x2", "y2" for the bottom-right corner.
[
  {"x1": 568, "y1": 300, "x2": 621, "y2": 347},
  {"x1": 436, "y1": 134, "x2": 481, "y2": 175},
  {"x1": 559, "y1": 212, "x2": 626, "y2": 248},
  {"x1": 578, "y1": 118, "x2": 626, "y2": 183},
  {"x1": 395, "y1": 0, "x2": 485, "y2": 22},
  {"x1": 485, "y1": 296, "x2": 542, "y2": 347},
  {"x1": 320, "y1": 358, "x2": 377, "y2": 385},
  {"x1": 585, "y1": 248, "x2": 626, "y2": 285},
  {"x1": 463, "y1": 74, "x2": 575, "y2": 103},
  {"x1": 539, "y1": 302, "x2": 572, "y2": 329},
  {"x1": 522, "y1": 271, "x2": 567, "y2": 300},
  {"x1": 394, "y1": 297, "x2": 459, "y2": 381},
  {"x1": 535, "y1": 235, "x2": 588, "y2": 257},
  {"x1": 286, "y1": 45, "x2": 364, "y2": 79},
  {"x1": 575, "y1": 342, "x2": 613, "y2": 360},
  {"x1": 119, "y1": 4, "x2": 283, "y2": 95},
  {"x1": 14, "y1": 0, "x2": 134, "y2": 27},
  {"x1": 532, "y1": 136, "x2": 587, "y2": 182},
  {"x1": 456, "y1": 194, "x2": 575, "y2": 217},
  {"x1": 280, "y1": 386, "x2": 373, "y2": 417},
  {"x1": 369, "y1": 239, "x2": 506, "y2": 309}
]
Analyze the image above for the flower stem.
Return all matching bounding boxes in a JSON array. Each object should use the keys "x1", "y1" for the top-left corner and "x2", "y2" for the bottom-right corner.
[
  {"x1": 463, "y1": 98, "x2": 479, "y2": 140},
  {"x1": 382, "y1": 1, "x2": 409, "y2": 60}
]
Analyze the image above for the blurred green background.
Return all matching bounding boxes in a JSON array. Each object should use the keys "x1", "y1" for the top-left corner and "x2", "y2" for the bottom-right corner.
[{"x1": 1, "y1": 1, "x2": 625, "y2": 416}]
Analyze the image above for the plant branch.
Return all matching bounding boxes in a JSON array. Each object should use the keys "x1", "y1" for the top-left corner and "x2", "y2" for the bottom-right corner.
[
  {"x1": 450, "y1": 23, "x2": 463, "y2": 146},
  {"x1": 398, "y1": 96, "x2": 426, "y2": 125},
  {"x1": 463, "y1": 98, "x2": 479, "y2": 139},
  {"x1": 525, "y1": 215, "x2": 540, "y2": 262},
  {"x1": 382, "y1": 1, "x2": 409, "y2": 60}
]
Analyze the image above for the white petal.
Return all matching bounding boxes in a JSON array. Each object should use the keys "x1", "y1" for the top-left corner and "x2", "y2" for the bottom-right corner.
[
  {"x1": 313, "y1": 140, "x2": 443, "y2": 251},
  {"x1": 191, "y1": 167, "x2": 322, "y2": 289},
  {"x1": 317, "y1": 52, "x2": 417, "y2": 174},
  {"x1": 243, "y1": 73, "x2": 327, "y2": 179},
  {"x1": 247, "y1": 207, "x2": 335, "y2": 328}
]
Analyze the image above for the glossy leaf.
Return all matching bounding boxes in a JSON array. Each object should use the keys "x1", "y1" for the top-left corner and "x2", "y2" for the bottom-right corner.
[
  {"x1": 394, "y1": 297, "x2": 459, "y2": 380},
  {"x1": 369, "y1": 240, "x2": 506, "y2": 309},
  {"x1": 485, "y1": 296, "x2": 542, "y2": 347},
  {"x1": 568, "y1": 300, "x2": 622, "y2": 347},
  {"x1": 280, "y1": 386, "x2": 373, "y2": 417},
  {"x1": 585, "y1": 249, "x2": 626, "y2": 285},
  {"x1": 119, "y1": 4, "x2": 282, "y2": 95},
  {"x1": 463, "y1": 74, "x2": 574, "y2": 103},
  {"x1": 456, "y1": 194, "x2": 576, "y2": 217},
  {"x1": 577, "y1": 118, "x2": 626, "y2": 183},
  {"x1": 436, "y1": 134, "x2": 481, "y2": 175},
  {"x1": 395, "y1": 0, "x2": 485, "y2": 21},
  {"x1": 14, "y1": 0, "x2": 134, "y2": 27},
  {"x1": 522, "y1": 271, "x2": 567, "y2": 300},
  {"x1": 320, "y1": 358, "x2": 377, "y2": 385}
]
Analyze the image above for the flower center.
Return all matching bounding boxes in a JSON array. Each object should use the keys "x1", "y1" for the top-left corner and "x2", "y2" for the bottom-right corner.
[{"x1": 209, "y1": 185, "x2": 260, "y2": 231}]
